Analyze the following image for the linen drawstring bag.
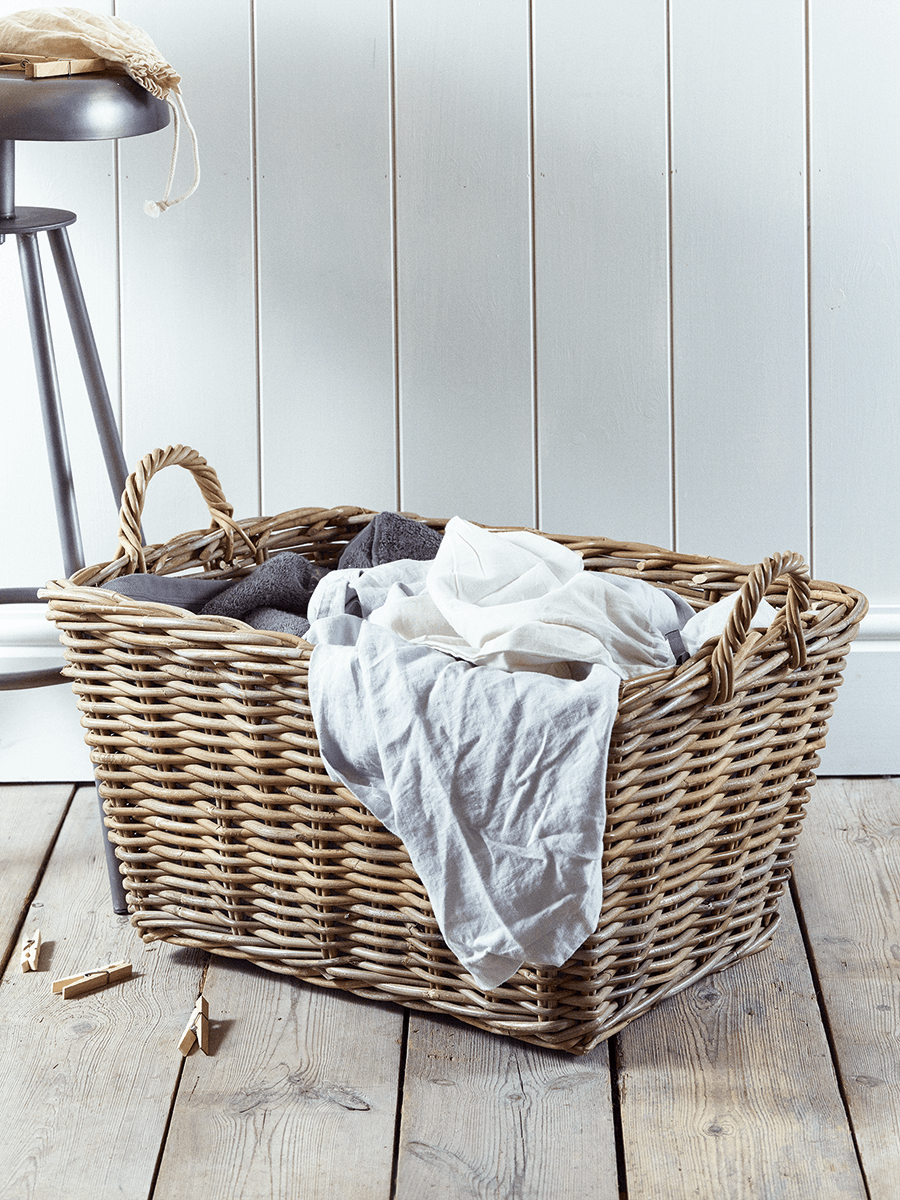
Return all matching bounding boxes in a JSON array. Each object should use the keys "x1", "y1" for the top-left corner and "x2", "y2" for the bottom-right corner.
[{"x1": 0, "y1": 6, "x2": 199, "y2": 216}]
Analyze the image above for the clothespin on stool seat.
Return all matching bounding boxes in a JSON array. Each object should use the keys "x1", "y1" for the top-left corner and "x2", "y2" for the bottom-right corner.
[
  {"x1": 178, "y1": 994, "x2": 209, "y2": 1056},
  {"x1": 20, "y1": 929, "x2": 41, "y2": 972}
]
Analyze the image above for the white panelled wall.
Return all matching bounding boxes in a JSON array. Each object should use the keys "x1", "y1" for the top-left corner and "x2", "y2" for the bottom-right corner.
[{"x1": 1, "y1": 0, "x2": 896, "y2": 779}]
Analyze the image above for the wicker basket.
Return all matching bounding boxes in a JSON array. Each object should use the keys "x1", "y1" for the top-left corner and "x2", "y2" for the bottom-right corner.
[{"x1": 42, "y1": 445, "x2": 867, "y2": 1055}]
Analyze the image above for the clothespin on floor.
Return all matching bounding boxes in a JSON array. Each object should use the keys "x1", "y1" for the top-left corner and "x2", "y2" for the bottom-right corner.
[
  {"x1": 178, "y1": 994, "x2": 210, "y2": 1056},
  {"x1": 20, "y1": 929, "x2": 41, "y2": 972},
  {"x1": 51, "y1": 960, "x2": 132, "y2": 999}
]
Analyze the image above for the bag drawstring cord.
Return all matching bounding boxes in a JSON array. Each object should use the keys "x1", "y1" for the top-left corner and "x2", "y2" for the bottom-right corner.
[{"x1": 144, "y1": 88, "x2": 200, "y2": 217}]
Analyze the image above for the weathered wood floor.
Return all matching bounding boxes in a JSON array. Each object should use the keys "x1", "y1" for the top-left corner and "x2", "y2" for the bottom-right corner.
[{"x1": 0, "y1": 777, "x2": 897, "y2": 1199}]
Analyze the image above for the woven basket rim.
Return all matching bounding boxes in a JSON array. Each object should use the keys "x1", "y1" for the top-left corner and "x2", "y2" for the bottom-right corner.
[{"x1": 41, "y1": 505, "x2": 868, "y2": 718}]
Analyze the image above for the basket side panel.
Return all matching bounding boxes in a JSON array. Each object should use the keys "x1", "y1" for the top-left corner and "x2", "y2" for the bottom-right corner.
[{"x1": 595, "y1": 584, "x2": 863, "y2": 1035}]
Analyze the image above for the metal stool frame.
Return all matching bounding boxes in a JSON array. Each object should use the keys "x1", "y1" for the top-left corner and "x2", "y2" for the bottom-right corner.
[{"x1": 0, "y1": 72, "x2": 170, "y2": 912}]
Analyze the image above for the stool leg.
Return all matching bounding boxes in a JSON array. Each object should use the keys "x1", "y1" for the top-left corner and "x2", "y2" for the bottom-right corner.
[
  {"x1": 47, "y1": 226, "x2": 129, "y2": 505},
  {"x1": 0, "y1": 140, "x2": 14, "y2": 223},
  {"x1": 97, "y1": 785, "x2": 129, "y2": 915},
  {"x1": 17, "y1": 232, "x2": 84, "y2": 577}
]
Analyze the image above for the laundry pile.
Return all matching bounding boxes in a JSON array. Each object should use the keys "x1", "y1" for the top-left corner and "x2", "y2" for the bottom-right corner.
[{"x1": 104, "y1": 514, "x2": 776, "y2": 989}]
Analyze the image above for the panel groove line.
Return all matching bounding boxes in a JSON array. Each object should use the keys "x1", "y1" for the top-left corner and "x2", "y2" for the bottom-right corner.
[
  {"x1": 533, "y1": 1, "x2": 672, "y2": 545},
  {"x1": 394, "y1": 0, "x2": 536, "y2": 527},
  {"x1": 249, "y1": 0, "x2": 263, "y2": 519},
  {"x1": 670, "y1": 0, "x2": 810, "y2": 566},
  {"x1": 809, "y1": 0, "x2": 900, "y2": 606},
  {"x1": 258, "y1": 0, "x2": 398, "y2": 516},
  {"x1": 390, "y1": 0, "x2": 403, "y2": 513},
  {"x1": 666, "y1": 0, "x2": 677, "y2": 552},
  {"x1": 118, "y1": 0, "x2": 261, "y2": 539},
  {"x1": 528, "y1": 0, "x2": 540, "y2": 532},
  {"x1": 803, "y1": 0, "x2": 815, "y2": 579}
]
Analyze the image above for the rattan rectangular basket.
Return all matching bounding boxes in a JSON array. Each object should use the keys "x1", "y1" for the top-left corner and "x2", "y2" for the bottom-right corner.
[{"x1": 42, "y1": 446, "x2": 867, "y2": 1054}]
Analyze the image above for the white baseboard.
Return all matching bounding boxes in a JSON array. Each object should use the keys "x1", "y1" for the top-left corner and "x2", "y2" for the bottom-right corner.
[
  {"x1": 1, "y1": 603, "x2": 896, "y2": 783},
  {"x1": 815, "y1": 638, "x2": 900, "y2": 776},
  {"x1": 815, "y1": 604, "x2": 899, "y2": 776},
  {"x1": 0, "y1": 676, "x2": 94, "y2": 783},
  {"x1": 0, "y1": 604, "x2": 92, "y2": 782}
]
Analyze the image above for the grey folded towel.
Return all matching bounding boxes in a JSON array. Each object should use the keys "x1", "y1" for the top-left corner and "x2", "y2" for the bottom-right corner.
[
  {"x1": 102, "y1": 573, "x2": 234, "y2": 612},
  {"x1": 244, "y1": 606, "x2": 310, "y2": 639},
  {"x1": 199, "y1": 552, "x2": 326, "y2": 623},
  {"x1": 338, "y1": 511, "x2": 443, "y2": 570}
]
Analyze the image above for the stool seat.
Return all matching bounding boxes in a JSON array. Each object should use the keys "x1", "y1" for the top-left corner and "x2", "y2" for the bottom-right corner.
[
  {"x1": 0, "y1": 71, "x2": 170, "y2": 141},
  {"x1": 0, "y1": 205, "x2": 75, "y2": 233}
]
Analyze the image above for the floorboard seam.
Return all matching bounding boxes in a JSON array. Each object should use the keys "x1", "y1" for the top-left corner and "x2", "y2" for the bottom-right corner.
[
  {"x1": 146, "y1": 956, "x2": 211, "y2": 1200},
  {"x1": 0, "y1": 783, "x2": 78, "y2": 978},
  {"x1": 788, "y1": 874, "x2": 873, "y2": 1200},
  {"x1": 388, "y1": 1009, "x2": 410, "y2": 1200},
  {"x1": 608, "y1": 1034, "x2": 629, "y2": 1200},
  {"x1": 146, "y1": 1055, "x2": 189, "y2": 1200}
]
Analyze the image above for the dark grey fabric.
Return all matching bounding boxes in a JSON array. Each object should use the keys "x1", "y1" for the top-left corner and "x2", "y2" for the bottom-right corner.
[
  {"x1": 199, "y1": 552, "x2": 326, "y2": 623},
  {"x1": 244, "y1": 606, "x2": 310, "y2": 639},
  {"x1": 104, "y1": 520, "x2": 438, "y2": 639},
  {"x1": 338, "y1": 511, "x2": 442, "y2": 570},
  {"x1": 102, "y1": 573, "x2": 233, "y2": 612}
]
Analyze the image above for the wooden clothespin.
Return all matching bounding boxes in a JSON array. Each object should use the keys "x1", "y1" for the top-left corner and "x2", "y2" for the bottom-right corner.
[
  {"x1": 51, "y1": 960, "x2": 132, "y2": 999},
  {"x1": 0, "y1": 53, "x2": 106, "y2": 78},
  {"x1": 20, "y1": 929, "x2": 41, "y2": 972},
  {"x1": 178, "y1": 995, "x2": 210, "y2": 1056}
]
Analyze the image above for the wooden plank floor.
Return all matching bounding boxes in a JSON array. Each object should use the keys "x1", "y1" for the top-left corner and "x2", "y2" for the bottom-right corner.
[{"x1": 1, "y1": 778, "x2": 897, "y2": 1200}]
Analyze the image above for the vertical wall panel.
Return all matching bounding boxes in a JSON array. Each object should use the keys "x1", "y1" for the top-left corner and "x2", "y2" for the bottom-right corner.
[
  {"x1": 670, "y1": 0, "x2": 810, "y2": 565},
  {"x1": 257, "y1": 0, "x2": 397, "y2": 516},
  {"x1": 809, "y1": 0, "x2": 900, "y2": 605},
  {"x1": 394, "y1": 0, "x2": 535, "y2": 526},
  {"x1": 117, "y1": 0, "x2": 259, "y2": 545},
  {"x1": 534, "y1": 0, "x2": 671, "y2": 544},
  {"x1": 0, "y1": 0, "x2": 119, "y2": 582}
]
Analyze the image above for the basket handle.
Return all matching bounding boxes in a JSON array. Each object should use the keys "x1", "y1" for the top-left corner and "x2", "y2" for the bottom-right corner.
[
  {"x1": 112, "y1": 444, "x2": 256, "y2": 573},
  {"x1": 707, "y1": 551, "x2": 811, "y2": 705}
]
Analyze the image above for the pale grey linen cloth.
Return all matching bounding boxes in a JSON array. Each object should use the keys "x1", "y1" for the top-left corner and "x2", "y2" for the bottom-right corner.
[
  {"x1": 306, "y1": 610, "x2": 618, "y2": 988},
  {"x1": 303, "y1": 520, "x2": 776, "y2": 988}
]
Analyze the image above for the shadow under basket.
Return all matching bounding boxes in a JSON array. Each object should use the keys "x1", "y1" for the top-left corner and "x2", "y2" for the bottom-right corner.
[{"x1": 41, "y1": 446, "x2": 868, "y2": 1054}]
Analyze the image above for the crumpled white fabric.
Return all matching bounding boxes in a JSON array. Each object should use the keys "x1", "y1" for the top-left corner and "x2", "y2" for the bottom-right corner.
[
  {"x1": 311, "y1": 517, "x2": 699, "y2": 680},
  {"x1": 424, "y1": 520, "x2": 689, "y2": 673},
  {"x1": 303, "y1": 519, "x2": 779, "y2": 988},
  {"x1": 681, "y1": 589, "x2": 778, "y2": 657}
]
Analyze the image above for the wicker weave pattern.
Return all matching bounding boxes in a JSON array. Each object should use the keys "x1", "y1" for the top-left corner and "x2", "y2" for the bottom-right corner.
[{"x1": 42, "y1": 447, "x2": 867, "y2": 1054}]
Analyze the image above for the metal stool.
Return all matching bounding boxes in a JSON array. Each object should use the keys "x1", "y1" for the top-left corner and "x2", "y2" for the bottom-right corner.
[
  {"x1": 1, "y1": 70, "x2": 169, "y2": 911},
  {"x1": 0, "y1": 70, "x2": 168, "y2": 684}
]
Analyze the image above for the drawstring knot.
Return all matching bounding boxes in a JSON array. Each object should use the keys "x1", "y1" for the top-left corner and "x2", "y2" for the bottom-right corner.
[{"x1": 144, "y1": 88, "x2": 200, "y2": 217}]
